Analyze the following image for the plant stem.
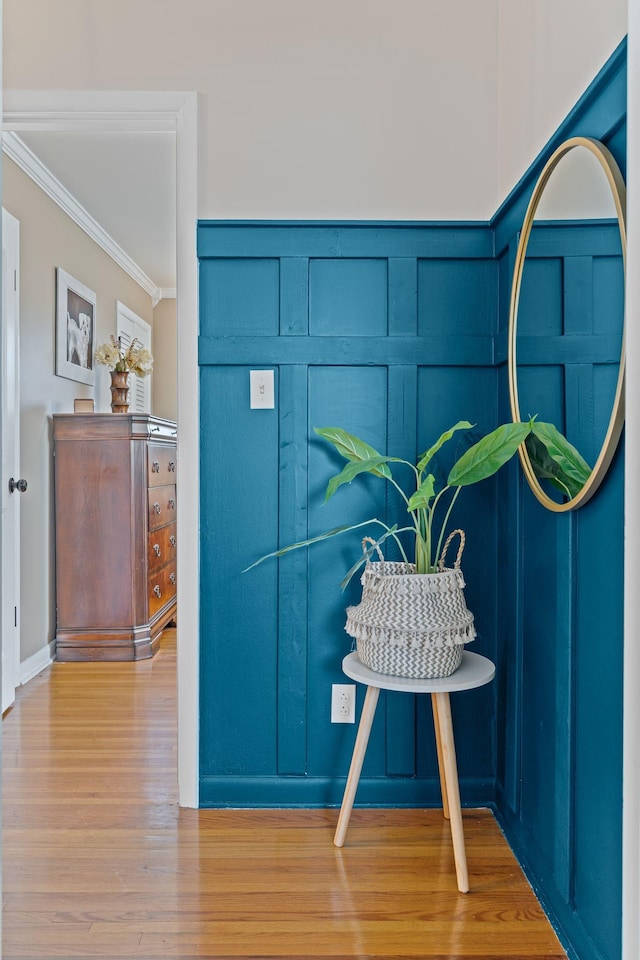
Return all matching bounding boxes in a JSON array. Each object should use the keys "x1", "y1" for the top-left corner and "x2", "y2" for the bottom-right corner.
[
  {"x1": 387, "y1": 472, "x2": 412, "y2": 509},
  {"x1": 415, "y1": 534, "x2": 429, "y2": 574}
]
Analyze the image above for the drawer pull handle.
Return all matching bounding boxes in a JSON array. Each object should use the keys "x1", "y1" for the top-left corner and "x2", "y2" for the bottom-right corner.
[
  {"x1": 151, "y1": 426, "x2": 160, "y2": 433},
  {"x1": 169, "y1": 535, "x2": 176, "y2": 547},
  {"x1": 169, "y1": 573, "x2": 176, "y2": 585},
  {"x1": 153, "y1": 544, "x2": 161, "y2": 556},
  {"x1": 168, "y1": 498, "x2": 176, "y2": 509},
  {"x1": 168, "y1": 461, "x2": 176, "y2": 472},
  {"x1": 153, "y1": 585, "x2": 162, "y2": 598},
  {"x1": 154, "y1": 503, "x2": 161, "y2": 515},
  {"x1": 152, "y1": 461, "x2": 160, "y2": 473}
]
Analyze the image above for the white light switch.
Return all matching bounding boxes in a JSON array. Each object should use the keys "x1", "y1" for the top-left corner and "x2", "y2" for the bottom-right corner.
[{"x1": 250, "y1": 369, "x2": 275, "y2": 409}]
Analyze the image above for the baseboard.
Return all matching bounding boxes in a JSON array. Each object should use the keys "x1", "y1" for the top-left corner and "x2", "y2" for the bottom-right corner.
[
  {"x1": 20, "y1": 640, "x2": 55, "y2": 685},
  {"x1": 198, "y1": 775, "x2": 495, "y2": 809}
]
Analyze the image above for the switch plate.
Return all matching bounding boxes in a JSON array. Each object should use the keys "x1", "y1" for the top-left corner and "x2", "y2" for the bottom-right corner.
[
  {"x1": 331, "y1": 683, "x2": 356, "y2": 723},
  {"x1": 250, "y1": 369, "x2": 275, "y2": 409}
]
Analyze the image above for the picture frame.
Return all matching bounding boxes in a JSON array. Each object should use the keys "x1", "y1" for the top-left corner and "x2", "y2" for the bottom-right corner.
[{"x1": 55, "y1": 268, "x2": 96, "y2": 385}]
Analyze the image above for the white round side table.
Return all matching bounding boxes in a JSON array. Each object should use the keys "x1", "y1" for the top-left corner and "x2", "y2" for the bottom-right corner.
[{"x1": 333, "y1": 650, "x2": 496, "y2": 893}]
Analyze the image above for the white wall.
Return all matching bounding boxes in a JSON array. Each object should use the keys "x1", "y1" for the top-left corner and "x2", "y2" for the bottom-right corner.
[
  {"x1": 4, "y1": 0, "x2": 502, "y2": 219},
  {"x1": 4, "y1": 1, "x2": 627, "y2": 219},
  {"x1": 498, "y1": 0, "x2": 627, "y2": 202},
  {"x1": 152, "y1": 298, "x2": 177, "y2": 421}
]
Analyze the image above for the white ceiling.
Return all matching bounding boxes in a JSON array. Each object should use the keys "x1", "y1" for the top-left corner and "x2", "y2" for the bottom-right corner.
[{"x1": 18, "y1": 131, "x2": 177, "y2": 291}]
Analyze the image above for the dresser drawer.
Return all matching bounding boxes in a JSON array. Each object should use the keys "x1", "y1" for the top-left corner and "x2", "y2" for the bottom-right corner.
[
  {"x1": 148, "y1": 444, "x2": 177, "y2": 487},
  {"x1": 148, "y1": 485, "x2": 177, "y2": 531},
  {"x1": 148, "y1": 523, "x2": 177, "y2": 572},
  {"x1": 148, "y1": 562, "x2": 177, "y2": 617}
]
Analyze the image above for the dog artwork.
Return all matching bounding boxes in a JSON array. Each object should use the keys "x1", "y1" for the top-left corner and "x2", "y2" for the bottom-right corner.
[
  {"x1": 67, "y1": 310, "x2": 92, "y2": 369},
  {"x1": 56, "y1": 270, "x2": 96, "y2": 385}
]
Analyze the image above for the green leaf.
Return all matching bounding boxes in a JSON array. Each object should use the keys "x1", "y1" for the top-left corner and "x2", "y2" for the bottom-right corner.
[
  {"x1": 324, "y1": 456, "x2": 398, "y2": 502},
  {"x1": 447, "y1": 422, "x2": 531, "y2": 487},
  {"x1": 416, "y1": 421, "x2": 473, "y2": 472},
  {"x1": 525, "y1": 433, "x2": 577, "y2": 498},
  {"x1": 314, "y1": 427, "x2": 391, "y2": 479},
  {"x1": 407, "y1": 474, "x2": 436, "y2": 511},
  {"x1": 531, "y1": 421, "x2": 591, "y2": 490},
  {"x1": 242, "y1": 519, "x2": 381, "y2": 572}
]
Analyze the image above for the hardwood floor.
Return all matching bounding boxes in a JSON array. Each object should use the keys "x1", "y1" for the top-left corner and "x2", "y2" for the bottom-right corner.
[{"x1": 2, "y1": 630, "x2": 566, "y2": 960}]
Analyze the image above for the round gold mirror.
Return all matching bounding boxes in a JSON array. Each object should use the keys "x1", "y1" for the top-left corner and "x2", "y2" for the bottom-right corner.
[{"x1": 508, "y1": 136, "x2": 626, "y2": 511}]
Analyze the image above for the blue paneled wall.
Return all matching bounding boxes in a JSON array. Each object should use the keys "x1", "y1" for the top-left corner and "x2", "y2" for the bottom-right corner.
[
  {"x1": 199, "y1": 223, "x2": 499, "y2": 807},
  {"x1": 491, "y1": 42, "x2": 626, "y2": 960},
  {"x1": 198, "y1": 39, "x2": 626, "y2": 960}
]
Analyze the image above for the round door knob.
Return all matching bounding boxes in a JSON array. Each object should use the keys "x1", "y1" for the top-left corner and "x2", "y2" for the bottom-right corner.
[{"x1": 8, "y1": 478, "x2": 27, "y2": 493}]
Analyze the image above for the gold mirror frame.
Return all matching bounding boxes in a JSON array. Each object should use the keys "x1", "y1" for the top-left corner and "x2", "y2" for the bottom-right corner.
[{"x1": 508, "y1": 135, "x2": 626, "y2": 512}]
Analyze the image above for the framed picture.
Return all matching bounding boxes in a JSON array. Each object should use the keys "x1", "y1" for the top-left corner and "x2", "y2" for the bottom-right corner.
[{"x1": 55, "y1": 268, "x2": 96, "y2": 385}]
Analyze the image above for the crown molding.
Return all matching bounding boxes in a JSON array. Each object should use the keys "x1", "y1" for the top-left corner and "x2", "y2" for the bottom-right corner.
[
  {"x1": 150, "y1": 289, "x2": 176, "y2": 308},
  {"x1": 2, "y1": 130, "x2": 161, "y2": 301}
]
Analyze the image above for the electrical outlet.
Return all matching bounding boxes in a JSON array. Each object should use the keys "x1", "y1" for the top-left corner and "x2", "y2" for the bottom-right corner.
[{"x1": 331, "y1": 683, "x2": 356, "y2": 723}]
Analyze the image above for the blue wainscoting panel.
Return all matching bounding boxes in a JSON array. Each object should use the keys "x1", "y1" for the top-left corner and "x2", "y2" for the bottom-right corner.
[
  {"x1": 417, "y1": 259, "x2": 497, "y2": 337},
  {"x1": 572, "y1": 449, "x2": 623, "y2": 958},
  {"x1": 494, "y1": 41, "x2": 626, "y2": 960},
  {"x1": 309, "y1": 259, "x2": 388, "y2": 336},
  {"x1": 200, "y1": 258, "x2": 280, "y2": 337},
  {"x1": 199, "y1": 222, "x2": 496, "y2": 808},
  {"x1": 199, "y1": 364, "x2": 280, "y2": 777},
  {"x1": 306, "y1": 364, "x2": 390, "y2": 786}
]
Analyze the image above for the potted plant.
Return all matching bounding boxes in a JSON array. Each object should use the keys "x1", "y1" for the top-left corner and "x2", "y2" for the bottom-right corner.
[{"x1": 247, "y1": 418, "x2": 590, "y2": 678}]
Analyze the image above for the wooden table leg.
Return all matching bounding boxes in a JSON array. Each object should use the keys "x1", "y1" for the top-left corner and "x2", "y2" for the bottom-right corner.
[
  {"x1": 431, "y1": 693, "x2": 450, "y2": 820},
  {"x1": 334, "y1": 685, "x2": 380, "y2": 848},
  {"x1": 433, "y1": 691, "x2": 469, "y2": 893}
]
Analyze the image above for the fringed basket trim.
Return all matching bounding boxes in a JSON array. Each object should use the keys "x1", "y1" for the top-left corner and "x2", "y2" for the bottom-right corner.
[{"x1": 345, "y1": 618, "x2": 476, "y2": 649}]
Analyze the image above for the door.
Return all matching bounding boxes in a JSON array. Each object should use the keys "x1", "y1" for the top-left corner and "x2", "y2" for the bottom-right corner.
[
  {"x1": 116, "y1": 301, "x2": 152, "y2": 413},
  {"x1": 2, "y1": 209, "x2": 22, "y2": 713}
]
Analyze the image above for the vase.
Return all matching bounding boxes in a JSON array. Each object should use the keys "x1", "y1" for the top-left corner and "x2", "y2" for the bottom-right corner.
[{"x1": 110, "y1": 370, "x2": 130, "y2": 413}]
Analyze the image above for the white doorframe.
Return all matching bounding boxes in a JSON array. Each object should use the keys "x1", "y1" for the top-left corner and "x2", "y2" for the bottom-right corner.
[
  {"x1": 1, "y1": 207, "x2": 21, "y2": 714},
  {"x1": 2, "y1": 90, "x2": 200, "y2": 807}
]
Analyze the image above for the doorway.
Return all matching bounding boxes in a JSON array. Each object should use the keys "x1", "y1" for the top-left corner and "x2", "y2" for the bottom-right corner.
[{"x1": 1, "y1": 91, "x2": 200, "y2": 806}]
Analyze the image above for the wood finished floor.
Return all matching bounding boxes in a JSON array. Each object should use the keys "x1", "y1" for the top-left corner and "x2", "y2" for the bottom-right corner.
[{"x1": 2, "y1": 630, "x2": 566, "y2": 960}]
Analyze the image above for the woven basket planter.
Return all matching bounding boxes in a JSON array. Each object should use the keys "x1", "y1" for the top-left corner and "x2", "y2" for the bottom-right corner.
[{"x1": 345, "y1": 531, "x2": 476, "y2": 679}]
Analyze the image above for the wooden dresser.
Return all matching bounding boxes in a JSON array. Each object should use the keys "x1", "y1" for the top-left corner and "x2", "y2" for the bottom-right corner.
[{"x1": 53, "y1": 414, "x2": 177, "y2": 661}]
